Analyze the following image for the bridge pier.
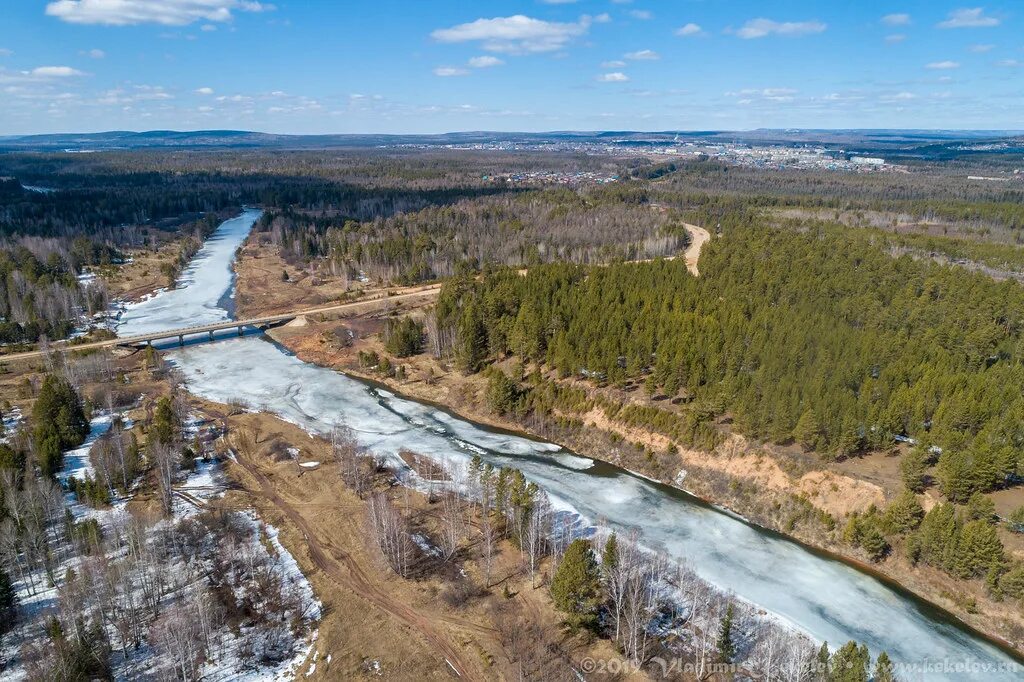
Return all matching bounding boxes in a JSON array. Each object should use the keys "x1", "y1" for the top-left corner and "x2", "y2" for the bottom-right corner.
[
  {"x1": 209, "y1": 330, "x2": 214, "y2": 341},
  {"x1": 237, "y1": 325, "x2": 243, "y2": 337},
  {"x1": 178, "y1": 334, "x2": 184, "y2": 346}
]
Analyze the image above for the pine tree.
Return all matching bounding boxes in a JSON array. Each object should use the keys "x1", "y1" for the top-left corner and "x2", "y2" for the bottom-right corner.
[
  {"x1": 794, "y1": 409, "x2": 821, "y2": 450},
  {"x1": 32, "y1": 374, "x2": 88, "y2": 477},
  {"x1": 873, "y1": 651, "x2": 896, "y2": 682},
  {"x1": 601, "y1": 532, "x2": 619, "y2": 573},
  {"x1": 550, "y1": 538, "x2": 600, "y2": 632},
  {"x1": 150, "y1": 396, "x2": 177, "y2": 446},
  {"x1": 883, "y1": 489, "x2": 924, "y2": 535},
  {"x1": 716, "y1": 602, "x2": 736, "y2": 663},
  {"x1": 860, "y1": 524, "x2": 891, "y2": 562},
  {"x1": 828, "y1": 641, "x2": 869, "y2": 682},
  {"x1": 954, "y1": 520, "x2": 1004, "y2": 579},
  {"x1": 965, "y1": 492, "x2": 997, "y2": 524},
  {"x1": 0, "y1": 566, "x2": 16, "y2": 635},
  {"x1": 817, "y1": 641, "x2": 831, "y2": 677},
  {"x1": 899, "y1": 448, "x2": 929, "y2": 493}
]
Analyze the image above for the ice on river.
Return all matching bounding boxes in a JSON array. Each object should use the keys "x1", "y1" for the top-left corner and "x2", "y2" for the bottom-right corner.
[
  {"x1": 167, "y1": 336, "x2": 1021, "y2": 680},
  {"x1": 116, "y1": 208, "x2": 262, "y2": 336}
]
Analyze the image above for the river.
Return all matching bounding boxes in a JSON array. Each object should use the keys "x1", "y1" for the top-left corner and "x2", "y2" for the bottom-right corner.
[{"x1": 117, "y1": 210, "x2": 1023, "y2": 680}]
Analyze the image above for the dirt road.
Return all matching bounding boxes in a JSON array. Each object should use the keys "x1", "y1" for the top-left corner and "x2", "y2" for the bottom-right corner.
[
  {"x1": 682, "y1": 223, "x2": 711, "y2": 276},
  {"x1": 225, "y1": 431, "x2": 478, "y2": 680}
]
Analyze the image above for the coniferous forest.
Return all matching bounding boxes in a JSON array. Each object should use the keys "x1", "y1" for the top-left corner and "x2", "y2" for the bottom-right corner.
[{"x1": 436, "y1": 220, "x2": 1024, "y2": 503}]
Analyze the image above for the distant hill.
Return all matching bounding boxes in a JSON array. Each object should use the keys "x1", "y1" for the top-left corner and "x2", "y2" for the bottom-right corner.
[{"x1": 1, "y1": 128, "x2": 1022, "y2": 158}]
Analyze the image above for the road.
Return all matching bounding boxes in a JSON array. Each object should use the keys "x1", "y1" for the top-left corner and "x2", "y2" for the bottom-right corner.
[
  {"x1": 222, "y1": 426, "x2": 477, "y2": 680},
  {"x1": 1, "y1": 284, "x2": 441, "y2": 364}
]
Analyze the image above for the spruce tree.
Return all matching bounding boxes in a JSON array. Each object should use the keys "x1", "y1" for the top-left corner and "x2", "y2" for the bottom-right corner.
[
  {"x1": 550, "y1": 538, "x2": 600, "y2": 632},
  {"x1": 716, "y1": 602, "x2": 736, "y2": 663}
]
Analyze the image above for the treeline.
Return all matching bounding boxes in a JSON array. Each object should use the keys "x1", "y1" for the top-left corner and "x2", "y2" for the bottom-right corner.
[
  {"x1": 657, "y1": 159, "x2": 1024, "y2": 231},
  {"x1": 434, "y1": 222, "x2": 1024, "y2": 502},
  {"x1": 256, "y1": 185, "x2": 689, "y2": 284},
  {"x1": 844, "y1": 489, "x2": 1024, "y2": 604},
  {"x1": 0, "y1": 242, "x2": 114, "y2": 345}
]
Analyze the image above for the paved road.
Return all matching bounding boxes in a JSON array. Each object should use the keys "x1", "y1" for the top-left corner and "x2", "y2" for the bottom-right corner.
[{"x1": 1, "y1": 285, "x2": 441, "y2": 364}]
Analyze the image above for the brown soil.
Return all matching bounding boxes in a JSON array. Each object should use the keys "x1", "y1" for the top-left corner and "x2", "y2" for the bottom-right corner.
[
  {"x1": 197, "y1": 405, "x2": 635, "y2": 681},
  {"x1": 261, "y1": 314, "x2": 1024, "y2": 654},
  {"x1": 682, "y1": 223, "x2": 710, "y2": 276},
  {"x1": 233, "y1": 239, "x2": 357, "y2": 318},
  {"x1": 99, "y1": 241, "x2": 183, "y2": 302}
]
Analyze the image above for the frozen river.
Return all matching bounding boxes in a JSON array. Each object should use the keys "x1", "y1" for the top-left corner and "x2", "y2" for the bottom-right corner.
[{"x1": 118, "y1": 210, "x2": 1024, "y2": 679}]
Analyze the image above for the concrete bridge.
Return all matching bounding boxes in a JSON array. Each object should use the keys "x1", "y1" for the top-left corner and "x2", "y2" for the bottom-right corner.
[{"x1": 1, "y1": 285, "x2": 441, "y2": 364}]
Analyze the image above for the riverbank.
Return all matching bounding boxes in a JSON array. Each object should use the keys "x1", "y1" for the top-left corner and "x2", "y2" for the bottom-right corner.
[{"x1": 266, "y1": 317, "x2": 1024, "y2": 657}]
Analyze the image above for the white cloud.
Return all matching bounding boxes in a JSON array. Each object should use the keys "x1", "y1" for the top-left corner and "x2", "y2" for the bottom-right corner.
[
  {"x1": 881, "y1": 13, "x2": 911, "y2": 26},
  {"x1": 969, "y1": 44, "x2": 994, "y2": 52},
  {"x1": 433, "y1": 66, "x2": 469, "y2": 77},
  {"x1": 593, "y1": 13, "x2": 611, "y2": 24},
  {"x1": 31, "y1": 66, "x2": 85, "y2": 77},
  {"x1": 79, "y1": 48, "x2": 105, "y2": 58},
  {"x1": 624, "y1": 49, "x2": 658, "y2": 61},
  {"x1": 937, "y1": 8, "x2": 999, "y2": 29},
  {"x1": 45, "y1": 0, "x2": 274, "y2": 27},
  {"x1": 675, "y1": 23, "x2": 703, "y2": 37},
  {"x1": 882, "y1": 91, "x2": 917, "y2": 101},
  {"x1": 0, "y1": 48, "x2": 12, "y2": 57},
  {"x1": 735, "y1": 18, "x2": 826, "y2": 39},
  {"x1": 200, "y1": 23, "x2": 217, "y2": 32},
  {"x1": 996, "y1": 59, "x2": 1019, "y2": 68},
  {"x1": 629, "y1": 10, "x2": 652, "y2": 20},
  {"x1": 431, "y1": 15, "x2": 591, "y2": 54},
  {"x1": 885, "y1": 34, "x2": 906, "y2": 44},
  {"x1": 197, "y1": 105, "x2": 213, "y2": 112},
  {"x1": 597, "y1": 72, "x2": 629, "y2": 82},
  {"x1": 925, "y1": 60, "x2": 960, "y2": 70},
  {"x1": 601, "y1": 60, "x2": 626, "y2": 68},
  {"x1": 727, "y1": 87, "x2": 798, "y2": 102},
  {"x1": 195, "y1": 86, "x2": 214, "y2": 95},
  {"x1": 468, "y1": 55, "x2": 503, "y2": 68}
]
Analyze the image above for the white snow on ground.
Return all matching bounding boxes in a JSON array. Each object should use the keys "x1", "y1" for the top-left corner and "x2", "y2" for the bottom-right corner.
[
  {"x1": 263, "y1": 517, "x2": 321, "y2": 622},
  {"x1": 1, "y1": 405, "x2": 23, "y2": 443},
  {"x1": 190, "y1": 512, "x2": 320, "y2": 682},
  {"x1": 56, "y1": 412, "x2": 139, "y2": 528},
  {"x1": 169, "y1": 337, "x2": 1024, "y2": 680},
  {"x1": 172, "y1": 455, "x2": 229, "y2": 518},
  {"x1": 57, "y1": 412, "x2": 113, "y2": 486},
  {"x1": 411, "y1": 533, "x2": 442, "y2": 558}
]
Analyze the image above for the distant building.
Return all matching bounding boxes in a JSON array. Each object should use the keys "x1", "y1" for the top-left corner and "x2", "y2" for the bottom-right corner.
[{"x1": 851, "y1": 156, "x2": 885, "y2": 166}]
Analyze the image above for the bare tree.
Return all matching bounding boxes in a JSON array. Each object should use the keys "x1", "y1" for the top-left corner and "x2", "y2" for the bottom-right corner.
[
  {"x1": 438, "y1": 491, "x2": 464, "y2": 563},
  {"x1": 524, "y1": 491, "x2": 552, "y2": 587},
  {"x1": 150, "y1": 441, "x2": 178, "y2": 517},
  {"x1": 331, "y1": 425, "x2": 371, "y2": 498},
  {"x1": 366, "y1": 492, "x2": 413, "y2": 577}
]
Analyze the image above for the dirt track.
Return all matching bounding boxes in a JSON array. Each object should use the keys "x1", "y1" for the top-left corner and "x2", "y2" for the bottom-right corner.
[
  {"x1": 225, "y1": 430, "x2": 478, "y2": 680},
  {"x1": 682, "y1": 223, "x2": 711, "y2": 276}
]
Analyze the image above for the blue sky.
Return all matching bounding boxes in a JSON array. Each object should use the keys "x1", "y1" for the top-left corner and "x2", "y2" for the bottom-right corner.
[{"x1": 1, "y1": 1, "x2": 1022, "y2": 134}]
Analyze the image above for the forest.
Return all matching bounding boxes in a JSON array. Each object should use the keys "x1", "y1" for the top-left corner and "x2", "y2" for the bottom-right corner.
[
  {"x1": 0, "y1": 350, "x2": 318, "y2": 679},
  {"x1": 434, "y1": 220, "x2": 1024, "y2": 502},
  {"x1": 254, "y1": 184, "x2": 689, "y2": 284}
]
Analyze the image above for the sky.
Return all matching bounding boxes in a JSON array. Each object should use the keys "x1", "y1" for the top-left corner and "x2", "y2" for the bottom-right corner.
[{"x1": 1, "y1": 1, "x2": 1022, "y2": 135}]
